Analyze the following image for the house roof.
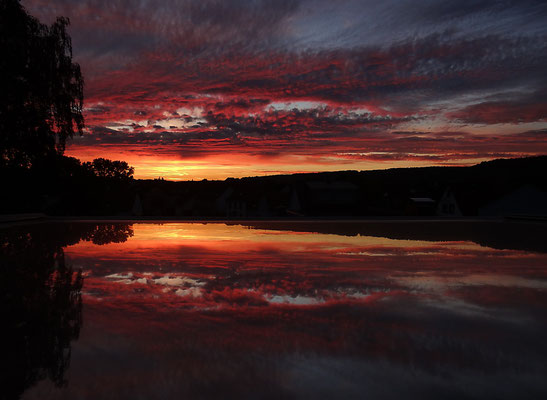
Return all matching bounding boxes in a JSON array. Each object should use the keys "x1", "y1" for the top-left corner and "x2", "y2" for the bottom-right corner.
[{"x1": 409, "y1": 197, "x2": 435, "y2": 203}]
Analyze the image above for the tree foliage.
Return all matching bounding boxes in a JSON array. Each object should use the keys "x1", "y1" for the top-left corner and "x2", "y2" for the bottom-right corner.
[
  {"x1": 0, "y1": 0, "x2": 84, "y2": 167},
  {"x1": 83, "y1": 158, "x2": 135, "y2": 180}
]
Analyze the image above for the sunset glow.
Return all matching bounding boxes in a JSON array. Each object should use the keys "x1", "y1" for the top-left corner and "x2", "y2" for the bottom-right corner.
[{"x1": 21, "y1": 0, "x2": 547, "y2": 179}]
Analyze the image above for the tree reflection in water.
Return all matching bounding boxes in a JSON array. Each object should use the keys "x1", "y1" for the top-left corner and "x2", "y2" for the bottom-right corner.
[{"x1": 0, "y1": 223, "x2": 133, "y2": 399}]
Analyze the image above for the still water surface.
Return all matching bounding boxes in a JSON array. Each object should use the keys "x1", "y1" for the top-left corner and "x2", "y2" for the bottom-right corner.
[{"x1": 3, "y1": 221, "x2": 547, "y2": 399}]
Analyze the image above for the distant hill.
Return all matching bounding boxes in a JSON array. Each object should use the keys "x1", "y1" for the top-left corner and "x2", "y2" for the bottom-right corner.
[
  {"x1": 128, "y1": 156, "x2": 547, "y2": 218},
  {"x1": 2, "y1": 156, "x2": 546, "y2": 217}
]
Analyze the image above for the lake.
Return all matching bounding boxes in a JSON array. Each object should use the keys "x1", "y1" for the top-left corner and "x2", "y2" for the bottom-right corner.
[{"x1": 2, "y1": 220, "x2": 547, "y2": 399}]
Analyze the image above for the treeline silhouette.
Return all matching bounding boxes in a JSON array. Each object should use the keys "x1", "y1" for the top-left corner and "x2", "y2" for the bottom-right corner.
[
  {"x1": 1, "y1": 154, "x2": 546, "y2": 217},
  {"x1": 0, "y1": 222, "x2": 133, "y2": 399},
  {"x1": 1, "y1": 155, "x2": 134, "y2": 215}
]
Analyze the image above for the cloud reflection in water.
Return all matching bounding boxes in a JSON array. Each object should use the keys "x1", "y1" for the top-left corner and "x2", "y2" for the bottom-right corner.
[{"x1": 13, "y1": 221, "x2": 547, "y2": 399}]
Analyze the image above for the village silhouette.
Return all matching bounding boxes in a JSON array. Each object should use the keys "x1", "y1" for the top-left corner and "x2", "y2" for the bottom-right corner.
[{"x1": 2, "y1": 153, "x2": 547, "y2": 218}]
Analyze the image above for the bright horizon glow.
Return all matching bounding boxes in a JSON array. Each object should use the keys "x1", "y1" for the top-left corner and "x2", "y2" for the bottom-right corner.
[{"x1": 66, "y1": 147, "x2": 501, "y2": 181}]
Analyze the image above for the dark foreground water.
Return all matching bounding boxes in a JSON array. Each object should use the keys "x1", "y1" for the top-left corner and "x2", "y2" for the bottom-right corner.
[{"x1": 2, "y1": 221, "x2": 547, "y2": 399}]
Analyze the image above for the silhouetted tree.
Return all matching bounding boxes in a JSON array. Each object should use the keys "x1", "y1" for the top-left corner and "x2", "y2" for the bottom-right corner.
[
  {"x1": 0, "y1": 0, "x2": 84, "y2": 168},
  {"x1": 83, "y1": 158, "x2": 135, "y2": 180}
]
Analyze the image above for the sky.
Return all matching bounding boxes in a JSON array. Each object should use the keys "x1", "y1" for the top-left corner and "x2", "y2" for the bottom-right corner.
[{"x1": 22, "y1": 0, "x2": 547, "y2": 180}]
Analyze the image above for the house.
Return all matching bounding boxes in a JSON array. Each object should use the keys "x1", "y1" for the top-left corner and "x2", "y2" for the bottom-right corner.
[
  {"x1": 301, "y1": 181, "x2": 360, "y2": 215},
  {"x1": 226, "y1": 190, "x2": 248, "y2": 217},
  {"x1": 215, "y1": 187, "x2": 234, "y2": 215},
  {"x1": 478, "y1": 185, "x2": 547, "y2": 217},
  {"x1": 287, "y1": 186, "x2": 303, "y2": 216},
  {"x1": 436, "y1": 188, "x2": 462, "y2": 217},
  {"x1": 175, "y1": 195, "x2": 198, "y2": 216},
  {"x1": 131, "y1": 194, "x2": 143, "y2": 216},
  {"x1": 405, "y1": 197, "x2": 436, "y2": 216},
  {"x1": 257, "y1": 195, "x2": 272, "y2": 217}
]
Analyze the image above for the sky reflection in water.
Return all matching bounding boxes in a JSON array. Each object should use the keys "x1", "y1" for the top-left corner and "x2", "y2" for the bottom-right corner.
[{"x1": 11, "y1": 222, "x2": 547, "y2": 399}]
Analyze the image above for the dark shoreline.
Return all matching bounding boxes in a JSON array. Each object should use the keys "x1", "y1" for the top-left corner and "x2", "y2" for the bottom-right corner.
[{"x1": 2, "y1": 216, "x2": 546, "y2": 253}]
